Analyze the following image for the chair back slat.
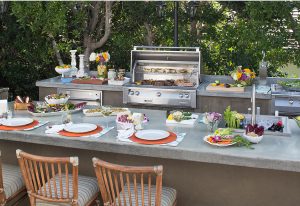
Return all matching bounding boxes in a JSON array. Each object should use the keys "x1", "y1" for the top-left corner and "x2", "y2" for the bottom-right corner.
[
  {"x1": 148, "y1": 174, "x2": 151, "y2": 206},
  {"x1": 126, "y1": 173, "x2": 132, "y2": 205},
  {"x1": 33, "y1": 160, "x2": 42, "y2": 195},
  {"x1": 28, "y1": 160, "x2": 38, "y2": 193},
  {"x1": 113, "y1": 172, "x2": 122, "y2": 205},
  {"x1": 102, "y1": 167, "x2": 112, "y2": 203},
  {"x1": 65, "y1": 164, "x2": 69, "y2": 199},
  {"x1": 93, "y1": 158, "x2": 163, "y2": 206},
  {"x1": 16, "y1": 150, "x2": 79, "y2": 205},
  {"x1": 133, "y1": 174, "x2": 138, "y2": 206},
  {"x1": 50, "y1": 163, "x2": 58, "y2": 198},
  {"x1": 44, "y1": 162, "x2": 53, "y2": 199},
  {"x1": 141, "y1": 174, "x2": 144, "y2": 206},
  {"x1": 107, "y1": 169, "x2": 117, "y2": 204},
  {"x1": 57, "y1": 163, "x2": 63, "y2": 198},
  {"x1": 119, "y1": 172, "x2": 127, "y2": 206},
  {"x1": 39, "y1": 162, "x2": 47, "y2": 196}
]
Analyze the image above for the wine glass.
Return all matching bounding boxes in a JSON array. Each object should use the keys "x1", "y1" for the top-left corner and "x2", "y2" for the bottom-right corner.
[
  {"x1": 101, "y1": 107, "x2": 113, "y2": 128},
  {"x1": 173, "y1": 115, "x2": 182, "y2": 135}
]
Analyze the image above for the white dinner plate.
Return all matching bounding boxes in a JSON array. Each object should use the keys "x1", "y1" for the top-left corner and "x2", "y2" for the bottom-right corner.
[
  {"x1": 203, "y1": 135, "x2": 236, "y2": 147},
  {"x1": 135, "y1": 130, "x2": 170, "y2": 141},
  {"x1": 64, "y1": 123, "x2": 97, "y2": 133},
  {"x1": 1, "y1": 118, "x2": 34, "y2": 127}
]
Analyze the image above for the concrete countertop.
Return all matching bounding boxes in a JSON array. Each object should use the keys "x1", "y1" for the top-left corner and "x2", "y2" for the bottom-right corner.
[
  {"x1": 36, "y1": 76, "x2": 272, "y2": 99},
  {"x1": 0, "y1": 109, "x2": 299, "y2": 172}
]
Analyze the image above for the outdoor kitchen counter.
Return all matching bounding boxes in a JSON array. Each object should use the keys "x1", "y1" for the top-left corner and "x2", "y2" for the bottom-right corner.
[
  {"x1": 36, "y1": 76, "x2": 272, "y2": 99},
  {"x1": 0, "y1": 109, "x2": 299, "y2": 173}
]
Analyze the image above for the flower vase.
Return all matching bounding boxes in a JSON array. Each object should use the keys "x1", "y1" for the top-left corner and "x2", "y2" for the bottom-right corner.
[
  {"x1": 207, "y1": 121, "x2": 219, "y2": 133},
  {"x1": 97, "y1": 62, "x2": 107, "y2": 78}
]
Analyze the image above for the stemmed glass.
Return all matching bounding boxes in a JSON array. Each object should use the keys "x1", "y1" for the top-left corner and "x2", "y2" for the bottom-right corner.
[
  {"x1": 173, "y1": 115, "x2": 182, "y2": 135},
  {"x1": 101, "y1": 107, "x2": 113, "y2": 128}
]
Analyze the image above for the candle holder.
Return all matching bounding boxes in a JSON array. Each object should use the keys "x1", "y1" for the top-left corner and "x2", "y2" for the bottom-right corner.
[
  {"x1": 70, "y1": 50, "x2": 78, "y2": 77},
  {"x1": 76, "y1": 54, "x2": 86, "y2": 78}
]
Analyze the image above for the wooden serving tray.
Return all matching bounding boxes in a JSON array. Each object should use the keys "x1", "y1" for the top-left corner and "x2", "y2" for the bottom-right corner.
[
  {"x1": 72, "y1": 79, "x2": 108, "y2": 85},
  {"x1": 14, "y1": 102, "x2": 31, "y2": 110},
  {"x1": 206, "y1": 84, "x2": 245, "y2": 92}
]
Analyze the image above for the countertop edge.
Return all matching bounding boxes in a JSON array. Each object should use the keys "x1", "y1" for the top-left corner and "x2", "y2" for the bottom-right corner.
[{"x1": 0, "y1": 131, "x2": 299, "y2": 173}]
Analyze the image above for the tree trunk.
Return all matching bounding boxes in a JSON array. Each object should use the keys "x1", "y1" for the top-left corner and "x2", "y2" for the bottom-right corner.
[
  {"x1": 51, "y1": 37, "x2": 64, "y2": 66},
  {"x1": 84, "y1": 1, "x2": 113, "y2": 71},
  {"x1": 144, "y1": 22, "x2": 154, "y2": 46}
]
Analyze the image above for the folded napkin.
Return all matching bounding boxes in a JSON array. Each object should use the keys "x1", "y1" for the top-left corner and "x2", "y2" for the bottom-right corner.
[
  {"x1": 45, "y1": 123, "x2": 71, "y2": 134},
  {"x1": 117, "y1": 129, "x2": 186, "y2": 147}
]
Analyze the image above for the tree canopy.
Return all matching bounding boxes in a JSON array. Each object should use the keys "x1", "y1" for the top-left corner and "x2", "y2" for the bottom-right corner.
[{"x1": 0, "y1": 1, "x2": 299, "y2": 98}]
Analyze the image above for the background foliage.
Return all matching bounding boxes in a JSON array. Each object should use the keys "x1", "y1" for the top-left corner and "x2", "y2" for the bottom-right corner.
[{"x1": 0, "y1": 1, "x2": 299, "y2": 99}]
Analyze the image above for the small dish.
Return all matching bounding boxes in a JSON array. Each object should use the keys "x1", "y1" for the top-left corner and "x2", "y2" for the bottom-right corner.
[
  {"x1": 64, "y1": 123, "x2": 97, "y2": 133},
  {"x1": 45, "y1": 94, "x2": 70, "y2": 105},
  {"x1": 243, "y1": 132, "x2": 263, "y2": 144},
  {"x1": 2, "y1": 118, "x2": 34, "y2": 127},
  {"x1": 135, "y1": 130, "x2": 170, "y2": 141}
]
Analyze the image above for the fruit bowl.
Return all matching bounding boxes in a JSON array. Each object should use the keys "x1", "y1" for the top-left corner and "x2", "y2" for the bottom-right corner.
[
  {"x1": 45, "y1": 94, "x2": 70, "y2": 105},
  {"x1": 55, "y1": 65, "x2": 72, "y2": 77},
  {"x1": 243, "y1": 132, "x2": 263, "y2": 144}
]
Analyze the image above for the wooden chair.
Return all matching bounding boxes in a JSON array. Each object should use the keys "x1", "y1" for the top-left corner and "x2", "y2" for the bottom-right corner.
[
  {"x1": 92, "y1": 158, "x2": 177, "y2": 206},
  {"x1": 16, "y1": 150, "x2": 99, "y2": 206},
  {"x1": 0, "y1": 151, "x2": 27, "y2": 206}
]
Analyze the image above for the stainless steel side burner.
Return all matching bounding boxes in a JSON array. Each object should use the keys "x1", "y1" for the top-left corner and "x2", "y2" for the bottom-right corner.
[
  {"x1": 123, "y1": 46, "x2": 201, "y2": 108},
  {"x1": 271, "y1": 84, "x2": 300, "y2": 116}
]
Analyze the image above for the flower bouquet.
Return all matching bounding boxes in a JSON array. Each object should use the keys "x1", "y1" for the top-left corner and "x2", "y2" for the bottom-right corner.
[
  {"x1": 89, "y1": 52, "x2": 110, "y2": 78},
  {"x1": 116, "y1": 113, "x2": 149, "y2": 130},
  {"x1": 230, "y1": 66, "x2": 256, "y2": 86},
  {"x1": 203, "y1": 112, "x2": 222, "y2": 132}
]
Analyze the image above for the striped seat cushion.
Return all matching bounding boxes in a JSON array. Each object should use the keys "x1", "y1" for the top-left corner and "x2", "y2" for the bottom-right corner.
[
  {"x1": 36, "y1": 174, "x2": 99, "y2": 206},
  {"x1": 2, "y1": 164, "x2": 25, "y2": 199},
  {"x1": 115, "y1": 183, "x2": 176, "y2": 206}
]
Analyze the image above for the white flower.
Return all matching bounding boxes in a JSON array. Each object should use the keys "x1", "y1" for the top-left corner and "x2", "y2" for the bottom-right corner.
[{"x1": 89, "y1": 52, "x2": 96, "y2": 61}]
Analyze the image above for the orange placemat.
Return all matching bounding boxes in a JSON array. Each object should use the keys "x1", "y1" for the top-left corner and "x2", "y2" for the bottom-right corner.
[
  {"x1": 0, "y1": 120, "x2": 39, "y2": 131},
  {"x1": 129, "y1": 132, "x2": 177, "y2": 145},
  {"x1": 58, "y1": 126, "x2": 103, "y2": 137}
]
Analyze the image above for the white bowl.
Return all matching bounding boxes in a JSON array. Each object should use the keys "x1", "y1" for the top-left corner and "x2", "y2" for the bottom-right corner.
[
  {"x1": 55, "y1": 67, "x2": 72, "y2": 75},
  {"x1": 243, "y1": 132, "x2": 263, "y2": 144},
  {"x1": 45, "y1": 94, "x2": 70, "y2": 105}
]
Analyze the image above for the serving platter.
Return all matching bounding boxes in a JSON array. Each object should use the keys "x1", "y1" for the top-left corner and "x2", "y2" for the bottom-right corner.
[
  {"x1": 28, "y1": 102, "x2": 86, "y2": 117},
  {"x1": 64, "y1": 123, "x2": 97, "y2": 133},
  {"x1": 203, "y1": 135, "x2": 236, "y2": 147},
  {"x1": 135, "y1": 130, "x2": 170, "y2": 141},
  {"x1": 83, "y1": 107, "x2": 130, "y2": 117},
  {"x1": 1, "y1": 118, "x2": 34, "y2": 127}
]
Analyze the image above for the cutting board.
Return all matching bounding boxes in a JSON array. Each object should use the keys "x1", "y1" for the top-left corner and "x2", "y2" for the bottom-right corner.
[
  {"x1": 206, "y1": 84, "x2": 245, "y2": 92},
  {"x1": 72, "y1": 79, "x2": 108, "y2": 85}
]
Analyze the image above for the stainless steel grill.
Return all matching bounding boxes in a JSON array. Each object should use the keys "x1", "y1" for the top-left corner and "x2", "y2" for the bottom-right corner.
[
  {"x1": 271, "y1": 84, "x2": 300, "y2": 116},
  {"x1": 123, "y1": 46, "x2": 201, "y2": 108}
]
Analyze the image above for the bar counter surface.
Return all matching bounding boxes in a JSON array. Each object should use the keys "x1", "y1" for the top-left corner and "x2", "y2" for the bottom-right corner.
[
  {"x1": 0, "y1": 109, "x2": 299, "y2": 172},
  {"x1": 1, "y1": 109, "x2": 300, "y2": 206}
]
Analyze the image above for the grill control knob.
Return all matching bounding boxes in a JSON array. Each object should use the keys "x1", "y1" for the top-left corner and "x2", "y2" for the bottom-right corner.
[
  {"x1": 157, "y1": 92, "x2": 162, "y2": 97},
  {"x1": 135, "y1": 91, "x2": 140, "y2": 96},
  {"x1": 129, "y1": 91, "x2": 134, "y2": 95},
  {"x1": 179, "y1": 93, "x2": 183, "y2": 98},
  {"x1": 289, "y1": 98, "x2": 294, "y2": 105},
  {"x1": 185, "y1": 93, "x2": 189, "y2": 98}
]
